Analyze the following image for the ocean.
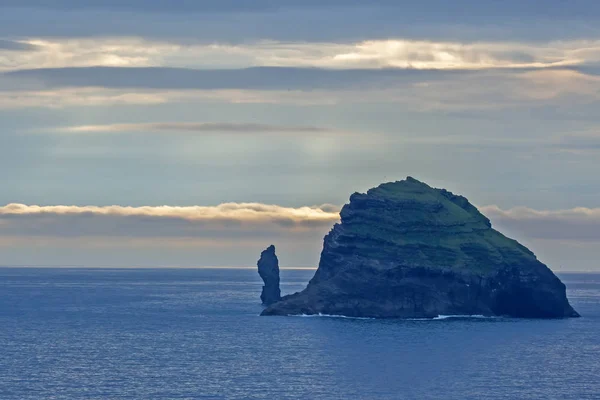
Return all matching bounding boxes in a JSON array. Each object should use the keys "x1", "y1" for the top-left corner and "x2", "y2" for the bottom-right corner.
[{"x1": 0, "y1": 268, "x2": 598, "y2": 400}]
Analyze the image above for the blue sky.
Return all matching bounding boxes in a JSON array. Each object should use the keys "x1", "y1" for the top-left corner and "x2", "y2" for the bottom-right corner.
[{"x1": 1, "y1": 1, "x2": 599, "y2": 269}]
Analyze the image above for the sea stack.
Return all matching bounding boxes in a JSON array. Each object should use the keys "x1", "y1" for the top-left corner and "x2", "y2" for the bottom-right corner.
[
  {"x1": 257, "y1": 245, "x2": 281, "y2": 306},
  {"x1": 262, "y1": 177, "x2": 579, "y2": 319}
]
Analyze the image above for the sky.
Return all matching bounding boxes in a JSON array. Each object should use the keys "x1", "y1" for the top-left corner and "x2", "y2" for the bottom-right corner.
[{"x1": 1, "y1": 1, "x2": 599, "y2": 270}]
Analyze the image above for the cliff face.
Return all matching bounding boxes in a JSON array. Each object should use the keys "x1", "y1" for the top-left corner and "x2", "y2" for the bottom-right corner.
[
  {"x1": 257, "y1": 245, "x2": 281, "y2": 306},
  {"x1": 262, "y1": 177, "x2": 579, "y2": 318}
]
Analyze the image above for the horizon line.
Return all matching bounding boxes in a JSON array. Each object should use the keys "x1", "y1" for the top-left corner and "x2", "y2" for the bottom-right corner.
[
  {"x1": 0, "y1": 265, "x2": 595, "y2": 273},
  {"x1": 0, "y1": 265, "x2": 319, "y2": 270}
]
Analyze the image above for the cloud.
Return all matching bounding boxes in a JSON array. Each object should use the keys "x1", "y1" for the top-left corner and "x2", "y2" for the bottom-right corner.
[
  {"x1": 549, "y1": 131, "x2": 600, "y2": 152},
  {"x1": 1, "y1": 38, "x2": 178, "y2": 72},
  {"x1": 514, "y1": 69, "x2": 600, "y2": 100},
  {"x1": 0, "y1": 203, "x2": 341, "y2": 238},
  {"x1": 58, "y1": 122, "x2": 331, "y2": 134},
  {"x1": 0, "y1": 66, "x2": 466, "y2": 108},
  {"x1": 0, "y1": 86, "x2": 357, "y2": 109},
  {"x1": 325, "y1": 40, "x2": 585, "y2": 70},
  {"x1": 6, "y1": 66, "x2": 426, "y2": 90},
  {"x1": 481, "y1": 205, "x2": 600, "y2": 241},
  {"x1": 3, "y1": 65, "x2": 600, "y2": 112},
  {"x1": 3, "y1": 37, "x2": 600, "y2": 73},
  {"x1": 0, "y1": 87, "x2": 174, "y2": 108},
  {"x1": 365, "y1": 68, "x2": 600, "y2": 112},
  {"x1": 2, "y1": 36, "x2": 600, "y2": 112}
]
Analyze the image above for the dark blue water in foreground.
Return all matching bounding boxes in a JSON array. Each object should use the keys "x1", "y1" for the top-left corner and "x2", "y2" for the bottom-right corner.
[{"x1": 0, "y1": 268, "x2": 599, "y2": 400}]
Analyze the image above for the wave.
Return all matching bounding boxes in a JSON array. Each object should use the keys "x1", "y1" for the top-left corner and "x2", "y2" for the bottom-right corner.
[
  {"x1": 433, "y1": 314, "x2": 496, "y2": 320},
  {"x1": 291, "y1": 313, "x2": 375, "y2": 320},
  {"x1": 288, "y1": 313, "x2": 497, "y2": 320},
  {"x1": 404, "y1": 315, "x2": 497, "y2": 321}
]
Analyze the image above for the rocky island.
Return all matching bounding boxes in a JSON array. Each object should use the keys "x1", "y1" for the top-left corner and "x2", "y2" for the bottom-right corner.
[{"x1": 260, "y1": 177, "x2": 579, "y2": 319}]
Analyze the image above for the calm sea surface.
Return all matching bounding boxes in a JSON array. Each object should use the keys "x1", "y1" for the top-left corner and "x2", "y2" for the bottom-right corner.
[{"x1": 0, "y1": 268, "x2": 598, "y2": 400}]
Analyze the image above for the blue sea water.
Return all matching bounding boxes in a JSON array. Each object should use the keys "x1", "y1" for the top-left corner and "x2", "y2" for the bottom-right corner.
[{"x1": 0, "y1": 268, "x2": 599, "y2": 400}]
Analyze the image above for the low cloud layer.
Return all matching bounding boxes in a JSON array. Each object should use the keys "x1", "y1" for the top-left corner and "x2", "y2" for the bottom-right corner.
[
  {"x1": 481, "y1": 205, "x2": 600, "y2": 241},
  {"x1": 0, "y1": 203, "x2": 598, "y2": 269},
  {"x1": 0, "y1": 203, "x2": 341, "y2": 238},
  {"x1": 1, "y1": 202, "x2": 598, "y2": 241}
]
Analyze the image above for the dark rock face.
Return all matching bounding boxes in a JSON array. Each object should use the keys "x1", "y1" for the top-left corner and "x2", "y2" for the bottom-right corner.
[
  {"x1": 257, "y1": 245, "x2": 281, "y2": 306},
  {"x1": 262, "y1": 177, "x2": 579, "y2": 319}
]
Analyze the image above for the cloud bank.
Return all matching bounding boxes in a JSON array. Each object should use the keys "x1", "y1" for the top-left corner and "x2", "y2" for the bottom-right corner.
[{"x1": 481, "y1": 206, "x2": 600, "y2": 241}]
